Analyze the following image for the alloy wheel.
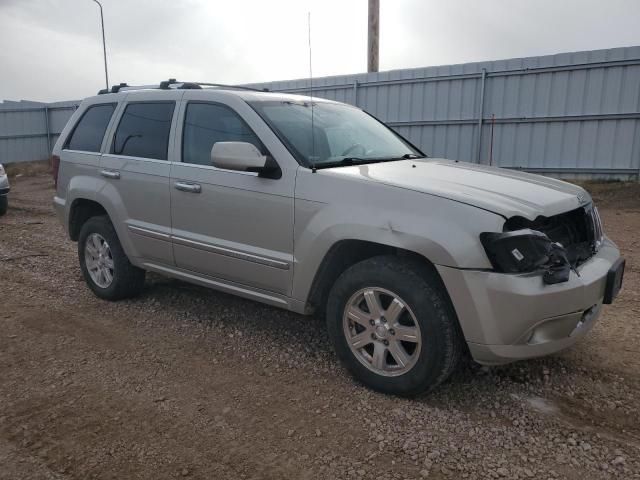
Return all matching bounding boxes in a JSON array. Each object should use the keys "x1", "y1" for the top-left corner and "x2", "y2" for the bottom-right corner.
[
  {"x1": 342, "y1": 287, "x2": 422, "y2": 377},
  {"x1": 84, "y1": 233, "x2": 114, "y2": 288}
]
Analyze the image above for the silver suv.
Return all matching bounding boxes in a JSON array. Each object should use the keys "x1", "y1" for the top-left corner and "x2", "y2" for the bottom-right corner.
[{"x1": 52, "y1": 80, "x2": 625, "y2": 395}]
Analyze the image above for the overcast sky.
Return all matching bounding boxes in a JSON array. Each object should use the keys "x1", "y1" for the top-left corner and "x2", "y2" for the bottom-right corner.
[{"x1": 1, "y1": 0, "x2": 639, "y2": 103}]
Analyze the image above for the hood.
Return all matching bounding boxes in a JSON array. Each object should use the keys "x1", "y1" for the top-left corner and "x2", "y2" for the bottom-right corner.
[{"x1": 325, "y1": 159, "x2": 590, "y2": 220}]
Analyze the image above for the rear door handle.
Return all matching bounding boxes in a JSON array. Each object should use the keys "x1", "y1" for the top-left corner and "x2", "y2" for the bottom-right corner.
[
  {"x1": 100, "y1": 169, "x2": 120, "y2": 180},
  {"x1": 174, "y1": 181, "x2": 201, "y2": 194}
]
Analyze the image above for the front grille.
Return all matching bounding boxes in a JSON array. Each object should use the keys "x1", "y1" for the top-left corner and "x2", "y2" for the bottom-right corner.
[{"x1": 504, "y1": 204, "x2": 603, "y2": 267}]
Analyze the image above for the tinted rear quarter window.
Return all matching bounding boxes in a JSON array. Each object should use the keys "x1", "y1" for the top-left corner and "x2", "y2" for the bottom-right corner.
[
  {"x1": 65, "y1": 104, "x2": 115, "y2": 152},
  {"x1": 112, "y1": 102, "x2": 175, "y2": 160},
  {"x1": 182, "y1": 103, "x2": 263, "y2": 166}
]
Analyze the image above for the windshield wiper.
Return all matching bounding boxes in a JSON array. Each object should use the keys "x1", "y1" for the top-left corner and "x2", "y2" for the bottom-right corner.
[
  {"x1": 314, "y1": 154, "x2": 425, "y2": 169},
  {"x1": 339, "y1": 157, "x2": 368, "y2": 165},
  {"x1": 313, "y1": 157, "x2": 383, "y2": 169},
  {"x1": 341, "y1": 153, "x2": 426, "y2": 163},
  {"x1": 312, "y1": 157, "x2": 370, "y2": 169}
]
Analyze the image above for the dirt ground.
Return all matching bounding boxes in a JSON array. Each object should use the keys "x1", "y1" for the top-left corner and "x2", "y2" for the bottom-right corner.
[{"x1": 1, "y1": 174, "x2": 639, "y2": 480}]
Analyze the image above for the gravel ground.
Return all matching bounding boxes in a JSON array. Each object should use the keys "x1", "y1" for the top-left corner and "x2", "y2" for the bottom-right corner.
[{"x1": 0, "y1": 174, "x2": 639, "y2": 480}]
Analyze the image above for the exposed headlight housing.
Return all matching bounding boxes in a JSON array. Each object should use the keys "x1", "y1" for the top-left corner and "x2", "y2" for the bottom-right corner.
[
  {"x1": 480, "y1": 229, "x2": 572, "y2": 284},
  {"x1": 590, "y1": 205, "x2": 604, "y2": 251}
]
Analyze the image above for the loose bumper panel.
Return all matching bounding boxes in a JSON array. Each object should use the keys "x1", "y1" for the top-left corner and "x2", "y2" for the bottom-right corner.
[{"x1": 437, "y1": 239, "x2": 621, "y2": 365}]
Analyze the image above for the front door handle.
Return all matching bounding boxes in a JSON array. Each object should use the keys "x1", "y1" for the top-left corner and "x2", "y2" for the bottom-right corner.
[
  {"x1": 100, "y1": 169, "x2": 120, "y2": 180},
  {"x1": 174, "y1": 181, "x2": 202, "y2": 194}
]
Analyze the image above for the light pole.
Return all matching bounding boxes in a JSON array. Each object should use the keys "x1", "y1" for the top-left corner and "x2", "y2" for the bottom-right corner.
[
  {"x1": 367, "y1": 0, "x2": 379, "y2": 72},
  {"x1": 92, "y1": 0, "x2": 109, "y2": 90}
]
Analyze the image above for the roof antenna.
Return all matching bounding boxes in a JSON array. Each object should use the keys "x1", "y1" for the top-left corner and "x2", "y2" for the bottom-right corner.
[{"x1": 308, "y1": 11, "x2": 317, "y2": 173}]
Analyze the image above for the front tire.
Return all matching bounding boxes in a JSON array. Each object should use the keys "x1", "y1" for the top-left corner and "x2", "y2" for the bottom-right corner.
[
  {"x1": 0, "y1": 196, "x2": 7, "y2": 216},
  {"x1": 326, "y1": 255, "x2": 463, "y2": 396},
  {"x1": 78, "y1": 215, "x2": 145, "y2": 300}
]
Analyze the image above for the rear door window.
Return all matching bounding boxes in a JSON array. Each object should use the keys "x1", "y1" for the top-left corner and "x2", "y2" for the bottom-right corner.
[
  {"x1": 112, "y1": 102, "x2": 175, "y2": 160},
  {"x1": 182, "y1": 102, "x2": 263, "y2": 166},
  {"x1": 65, "y1": 104, "x2": 115, "y2": 152}
]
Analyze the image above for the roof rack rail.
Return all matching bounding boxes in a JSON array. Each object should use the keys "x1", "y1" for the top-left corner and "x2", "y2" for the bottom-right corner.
[
  {"x1": 111, "y1": 83, "x2": 129, "y2": 93},
  {"x1": 97, "y1": 79, "x2": 269, "y2": 95},
  {"x1": 159, "y1": 78, "x2": 177, "y2": 89},
  {"x1": 193, "y1": 82, "x2": 268, "y2": 92},
  {"x1": 97, "y1": 82, "x2": 130, "y2": 95},
  {"x1": 178, "y1": 82, "x2": 202, "y2": 90}
]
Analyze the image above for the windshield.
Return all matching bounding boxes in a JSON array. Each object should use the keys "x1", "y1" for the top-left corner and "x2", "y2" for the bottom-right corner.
[{"x1": 249, "y1": 100, "x2": 423, "y2": 168}]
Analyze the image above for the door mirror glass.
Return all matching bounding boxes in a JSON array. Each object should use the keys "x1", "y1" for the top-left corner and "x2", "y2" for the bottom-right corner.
[{"x1": 210, "y1": 142, "x2": 268, "y2": 172}]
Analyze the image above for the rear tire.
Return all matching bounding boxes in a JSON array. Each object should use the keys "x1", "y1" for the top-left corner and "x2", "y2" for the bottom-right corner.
[
  {"x1": 78, "y1": 215, "x2": 145, "y2": 300},
  {"x1": 326, "y1": 255, "x2": 463, "y2": 396},
  {"x1": 0, "y1": 196, "x2": 7, "y2": 216}
]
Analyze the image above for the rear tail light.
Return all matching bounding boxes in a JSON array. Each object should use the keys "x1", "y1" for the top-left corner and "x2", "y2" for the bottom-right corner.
[{"x1": 51, "y1": 155, "x2": 60, "y2": 189}]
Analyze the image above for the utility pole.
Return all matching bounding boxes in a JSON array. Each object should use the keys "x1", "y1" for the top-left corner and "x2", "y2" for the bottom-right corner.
[
  {"x1": 92, "y1": 0, "x2": 109, "y2": 89},
  {"x1": 367, "y1": 0, "x2": 379, "y2": 72}
]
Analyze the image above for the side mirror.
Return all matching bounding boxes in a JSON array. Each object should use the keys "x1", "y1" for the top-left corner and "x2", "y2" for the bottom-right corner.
[
  {"x1": 211, "y1": 142, "x2": 282, "y2": 178},
  {"x1": 211, "y1": 142, "x2": 267, "y2": 172}
]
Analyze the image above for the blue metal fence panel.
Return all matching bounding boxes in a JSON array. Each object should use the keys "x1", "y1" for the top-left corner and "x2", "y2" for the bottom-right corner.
[{"x1": 0, "y1": 104, "x2": 78, "y2": 164}]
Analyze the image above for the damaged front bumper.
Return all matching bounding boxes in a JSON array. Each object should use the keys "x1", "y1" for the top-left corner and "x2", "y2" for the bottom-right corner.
[{"x1": 437, "y1": 238, "x2": 623, "y2": 365}]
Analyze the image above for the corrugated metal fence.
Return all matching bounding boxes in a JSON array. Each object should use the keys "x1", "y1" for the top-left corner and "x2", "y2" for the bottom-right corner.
[
  {"x1": 248, "y1": 46, "x2": 640, "y2": 179},
  {"x1": 1, "y1": 46, "x2": 639, "y2": 179},
  {"x1": 0, "y1": 101, "x2": 78, "y2": 165}
]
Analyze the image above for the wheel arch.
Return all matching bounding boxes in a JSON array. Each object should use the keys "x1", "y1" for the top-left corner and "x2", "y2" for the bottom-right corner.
[
  {"x1": 68, "y1": 198, "x2": 109, "y2": 241},
  {"x1": 304, "y1": 239, "x2": 455, "y2": 320}
]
